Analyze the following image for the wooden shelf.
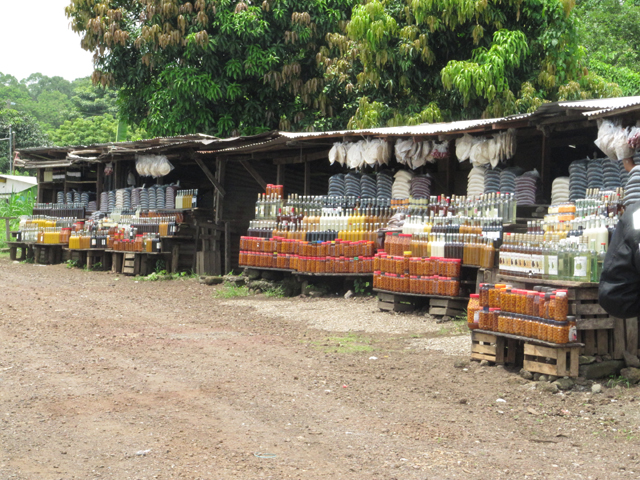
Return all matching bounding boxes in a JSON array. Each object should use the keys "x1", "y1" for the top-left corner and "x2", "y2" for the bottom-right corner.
[
  {"x1": 65, "y1": 180, "x2": 97, "y2": 184},
  {"x1": 473, "y1": 329, "x2": 584, "y2": 348},
  {"x1": 63, "y1": 248, "x2": 106, "y2": 252},
  {"x1": 239, "y1": 265, "x2": 294, "y2": 272},
  {"x1": 373, "y1": 288, "x2": 467, "y2": 301},
  {"x1": 293, "y1": 272, "x2": 372, "y2": 277},
  {"x1": 496, "y1": 274, "x2": 596, "y2": 288}
]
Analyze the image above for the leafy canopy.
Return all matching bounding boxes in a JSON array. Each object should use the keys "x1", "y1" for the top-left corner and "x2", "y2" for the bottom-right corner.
[
  {"x1": 65, "y1": 0, "x2": 359, "y2": 137},
  {"x1": 323, "y1": 0, "x2": 621, "y2": 128}
]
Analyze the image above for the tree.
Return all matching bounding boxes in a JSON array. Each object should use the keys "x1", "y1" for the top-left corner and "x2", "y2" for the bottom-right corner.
[
  {"x1": 70, "y1": 77, "x2": 119, "y2": 118},
  {"x1": 322, "y1": 0, "x2": 622, "y2": 128},
  {"x1": 48, "y1": 113, "x2": 146, "y2": 147},
  {"x1": 65, "y1": 0, "x2": 359, "y2": 137},
  {"x1": 0, "y1": 109, "x2": 51, "y2": 172},
  {"x1": 574, "y1": 0, "x2": 640, "y2": 95}
]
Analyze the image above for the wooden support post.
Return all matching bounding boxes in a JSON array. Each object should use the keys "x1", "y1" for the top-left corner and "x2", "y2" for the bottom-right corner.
[
  {"x1": 171, "y1": 244, "x2": 180, "y2": 273},
  {"x1": 626, "y1": 317, "x2": 638, "y2": 356},
  {"x1": 96, "y1": 162, "x2": 104, "y2": 210},
  {"x1": 613, "y1": 318, "x2": 626, "y2": 359},
  {"x1": 2, "y1": 217, "x2": 15, "y2": 243},
  {"x1": 225, "y1": 221, "x2": 231, "y2": 275},
  {"x1": 193, "y1": 155, "x2": 226, "y2": 197},
  {"x1": 239, "y1": 159, "x2": 267, "y2": 190},
  {"x1": 304, "y1": 160, "x2": 311, "y2": 195},
  {"x1": 277, "y1": 164, "x2": 284, "y2": 186},
  {"x1": 541, "y1": 129, "x2": 552, "y2": 203}
]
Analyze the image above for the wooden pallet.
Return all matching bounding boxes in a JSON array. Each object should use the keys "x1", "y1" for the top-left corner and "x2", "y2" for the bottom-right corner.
[
  {"x1": 33, "y1": 244, "x2": 65, "y2": 265},
  {"x1": 123, "y1": 253, "x2": 136, "y2": 275},
  {"x1": 523, "y1": 343, "x2": 580, "y2": 378},
  {"x1": 429, "y1": 298, "x2": 466, "y2": 317},
  {"x1": 470, "y1": 331, "x2": 518, "y2": 365},
  {"x1": 376, "y1": 291, "x2": 427, "y2": 313},
  {"x1": 495, "y1": 274, "x2": 637, "y2": 360}
]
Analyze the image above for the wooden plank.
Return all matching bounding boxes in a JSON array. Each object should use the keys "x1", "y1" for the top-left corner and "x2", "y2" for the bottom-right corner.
[
  {"x1": 569, "y1": 348, "x2": 579, "y2": 377},
  {"x1": 576, "y1": 317, "x2": 614, "y2": 330},
  {"x1": 224, "y1": 221, "x2": 230, "y2": 275},
  {"x1": 571, "y1": 303, "x2": 607, "y2": 315},
  {"x1": 472, "y1": 344, "x2": 497, "y2": 355},
  {"x1": 276, "y1": 164, "x2": 284, "y2": 185},
  {"x1": 473, "y1": 332, "x2": 497, "y2": 344},
  {"x1": 429, "y1": 306, "x2": 465, "y2": 316},
  {"x1": 377, "y1": 292, "x2": 396, "y2": 302},
  {"x1": 523, "y1": 360, "x2": 558, "y2": 376},
  {"x1": 193, "y1": 156, "x2": 226, "y2": 197},
  {"x1": 378, "y1": 300, "x2": 394, "y2": 311},
  {"x1": 584, "y1": 330, "x2": 596, "y2": 355},
  {"x1": 392, "y1": 303, "x2": 415, "y2": 313},
  {"x1": 471, "y1": 352, "x2": 496, "y2": 362},
  {"x1": 495, "y1": 336, "x2": 506, "y2": 364},
  {"x1": 626, "y1": 317, "x2": 638, "y2": 356},
  {"x1": 429, "y1": 298, "x2": 466, "y2": 308},
  {"x1": 524, "y1": 344, "x2": 558, "y2": 359},
  {"x1": 556, "y1": 348, "x2": 568, "y2": 377},
  {"x1": 506, "y1": 339, "x2": 518, "y2": 364},
  {"x1": 575, "y1": 289, "x2": 599, "y2": 300},
  {"x1": 239, "y1": 159, "x2": 267, "y2": 190},
  {"x1": 613, "y1": 318, "x2": 626, "y2": 359},
  {"x1": 596, "y1": 330, "x2": 609, "y2": 355}
]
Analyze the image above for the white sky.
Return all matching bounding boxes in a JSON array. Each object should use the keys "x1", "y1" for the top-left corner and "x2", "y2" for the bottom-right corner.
[{"x1": 0, "y1": 0, "x2": 94, "y2": 82}]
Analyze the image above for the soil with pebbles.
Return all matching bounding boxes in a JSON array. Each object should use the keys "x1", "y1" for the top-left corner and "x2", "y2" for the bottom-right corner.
[{"x1": 1, "y1": 255, "x2": 640, "y2": 479}]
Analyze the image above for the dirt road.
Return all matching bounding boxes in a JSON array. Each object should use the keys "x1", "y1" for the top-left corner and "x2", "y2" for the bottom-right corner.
[{"x1": 1, "y1": 256, "x2": 639, "y2": 479}]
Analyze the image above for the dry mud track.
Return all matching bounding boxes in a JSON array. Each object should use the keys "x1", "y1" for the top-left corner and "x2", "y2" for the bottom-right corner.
[{"x1": 0, "y1": 256, "x2": 639, "y2": 479}]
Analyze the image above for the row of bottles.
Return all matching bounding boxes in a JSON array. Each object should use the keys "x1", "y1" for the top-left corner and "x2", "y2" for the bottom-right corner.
[
  {"x1": 175, "y1": 189, "x2": 198, "y2": 209},
  {"x1": 33, "y1": 203, "x2": 86, "y2": 219},
  {"x1": 499, "y1": 233, "x2": 607, "y2": 282},
  {"x1": 384, "y1": 233, "x2": 496, "y2": 268},
  {"x1": 400, "y1": 193, "x2": 516, "y2": 223},
  {"x1": 401, "y1": 215, "x2": 503, "y2": 238}
]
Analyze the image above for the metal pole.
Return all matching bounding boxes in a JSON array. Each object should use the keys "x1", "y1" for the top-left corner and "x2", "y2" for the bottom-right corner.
[{"x1": 8, "y1": 125, "x2": 12, "y2": 174}]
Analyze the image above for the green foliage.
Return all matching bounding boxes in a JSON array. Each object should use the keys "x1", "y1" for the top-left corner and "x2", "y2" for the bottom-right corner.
[
  {"x1": 213, "y1": 283, "x2": 251, "y2": 298},
  {"x1": 0, "y1": 109, "x2": 50, "y2": 172},
  {"x1": 136, "y1": 269, "x2": 198, "y2": 281},
  {"x1": 263, "y1": 285, "x2": 285, "y2": 298},
  {"x1": 0, "y1": 187, "x2": 35, "y2": 247},
  {"x1": 588, "y1": 60, "x2": 640, "y2": 96},
  {"x1": 66, "y1": 0, "x2": 359, "y2": 136},
  {"x1": 48, "y1": 113, "x2": 147, "y2": 147},
  {"x1": 575, "y1": 0, "x2": 640, "y2": 73},
  {"x1": 312, "y1": 333, "x2": 374, "y2": 353},
  {"x1": 325, "y1": 0, "x2": 621, "y2": 124},
  {"x1": 353, "y1": 278, "x2": 372, "y2": 295},
  {"x1": 66, "y1": 259, "x2": 79, "y2": 269}
]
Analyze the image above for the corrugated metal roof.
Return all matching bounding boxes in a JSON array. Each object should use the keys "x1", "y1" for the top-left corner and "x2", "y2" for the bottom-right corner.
[
  {"x1": 558, "y1": 97, "x2": 640, "y2": 110},
  {"x1": 279, "y1": 114, "x2": 532, "y2": 141},
  {"x1": 0, "y1": 175, "x2": 37, "y2": 185}
]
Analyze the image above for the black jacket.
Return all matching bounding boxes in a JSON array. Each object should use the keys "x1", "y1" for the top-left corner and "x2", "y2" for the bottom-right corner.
[{"x1": 599, "y1": 203, "x2": 640, "y2": 318}]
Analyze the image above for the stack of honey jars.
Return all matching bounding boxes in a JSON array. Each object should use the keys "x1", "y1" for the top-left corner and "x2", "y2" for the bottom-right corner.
[
  {"x1": 469, "y1": 283, "x2": 576, "y2": 344},
  {"x1": 372, "y1": 251, "x2": 461, "y2": 297},
  {"x1": 238, "y1": 236, "x2": 375, "y2": 274}
]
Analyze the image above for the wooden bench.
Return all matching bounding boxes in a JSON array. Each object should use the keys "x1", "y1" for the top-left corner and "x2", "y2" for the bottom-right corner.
[{"x1": 6, "y1": 241, "x2": 34, "y2": 261}]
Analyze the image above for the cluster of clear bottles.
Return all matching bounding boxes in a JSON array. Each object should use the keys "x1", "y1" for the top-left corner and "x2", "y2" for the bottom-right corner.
[
  {"x1": 575, "y1": 189, "x2": 624, "y2": 218},
  {"x1": 33, "y1": 203, "x2": 85, "y2": 218},
  {"x1": 402, "y1": 215, "x2": 503, "y2": 239},
  {"x1": 248, "y1": 206, "x2": 393, "y2": 241},
  {"x1": 499, "y1": 233, "x2": 607, "y2": 282},
  {"x1": 175, "y1": 189, "x2": 198, "y2": 209},
  {"x1": 404, "y1": 233, "x2": 495, "y2": 268}
]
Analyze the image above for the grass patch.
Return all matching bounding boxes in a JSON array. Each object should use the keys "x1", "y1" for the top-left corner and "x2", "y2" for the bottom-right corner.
[
  {"x1": 66, "y1": 259, "x2": 79, "y2": 269},
  {"x1": 606, "y1": 375, "x2": 631, "y2": 389},
  {"x1": 263, "y1": 285, "x2": 285, "y2": 298},
  {"x1": 437, "y1": 316, "x2": 469, "y2": 336},
  {"x1": 312, "y1": 333, "x2": 374, "y2": 354},
  {"x1": 136, "y1": 270, "x2": 198, "y2": 282},
  {"x1": 213, "y1": 283, "x2": 250, "y2": 298}
]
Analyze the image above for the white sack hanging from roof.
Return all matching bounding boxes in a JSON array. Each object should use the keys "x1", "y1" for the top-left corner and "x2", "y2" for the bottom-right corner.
[
  {"x1": 394, "y1": 138, "x2": 413, "y2": 165},
  {"x1": 455, "y1": 134, "x2": 474, "y2": 162},
  {"x1": 594, "y1": 119, "x2": 635, "y2": 160},
  {"x1": 329, "y1": 142, "x2": 347, "y2": 166},
  {"x1": 345, "y1": 141, "x2": 365, "y2": 169},
  {"x1": 136, "y1": 154, "x2": 175, "y2": 178}
]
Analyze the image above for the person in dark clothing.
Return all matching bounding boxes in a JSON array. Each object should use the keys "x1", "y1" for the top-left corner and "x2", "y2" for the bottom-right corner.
[{"x1": 599, "y1": 157, "x2": 640, "y2": 318}]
